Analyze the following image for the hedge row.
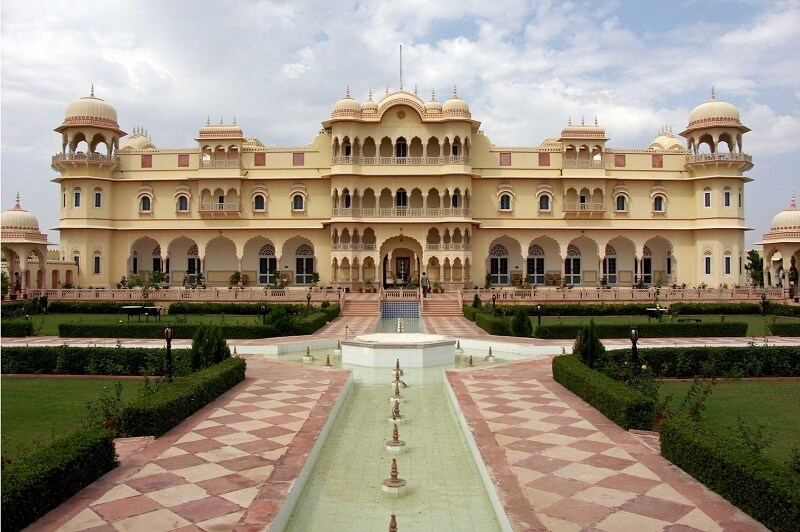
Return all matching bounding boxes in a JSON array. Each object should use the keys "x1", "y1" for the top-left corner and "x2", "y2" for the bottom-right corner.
[
  {"x1": 1, "y1": 319, "x2": 34, "y2": 337},
  {"x1": 770, "y1": 303, "x2": 800, "y2": 318},
  {"x1": 668, "y1": 302, "x2": 761, "y2": 315},
  {"x1": 660, "y1": 418, "x2": 800, "y2": 532},
  {"x1": 534, "y1": 322, "x2": 748, "y2": 339},
  {"x1": 58, "y1": 322, "x2": 281, "y2": 339},
  {"x1": 603, "y1": 346, "x2": 800, "y2": 378},
  {"x1": 1, "y1": 429, "x2": 117, "y2": 531},
  {"x1": 462, "y1": 305, "x2": 480, "y2": 321},
  {"x1": 498, "y1": 303, "x2": 653, "y2": 316},
  {"x1": 167, "y1": 302, "x2": 308, "y2": 315},
  {"x1": 1, "y1": 297, "x2": 48, "y2": 317},
  {"x1": 47, "y1": 301, "x2": 144, "y2": 314},
  {"x1": 475, "y1": 312, "x2": 512, "y2": 336},
  {"x1": 770, "y1": 322, "x2": 800, "y2": 337},
  {"x1": 552, "y1": 355, "x2": 654, "y2": 430},
  {"x1": 122, "y1": 357, "x2": 246, "y2": 436},
  {"x1": 1, "y1": 346, "x2": 192, "y2": 377}
]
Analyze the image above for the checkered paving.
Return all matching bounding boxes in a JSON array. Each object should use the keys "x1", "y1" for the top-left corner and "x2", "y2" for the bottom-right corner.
[{"x1": 447, "y1": 359, "x2": 768, "y2": 531}]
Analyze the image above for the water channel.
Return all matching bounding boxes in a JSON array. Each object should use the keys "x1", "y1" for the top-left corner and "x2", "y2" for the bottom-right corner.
[{"x1": 282, "y1": 318, "x2": 512, "y2": 531}]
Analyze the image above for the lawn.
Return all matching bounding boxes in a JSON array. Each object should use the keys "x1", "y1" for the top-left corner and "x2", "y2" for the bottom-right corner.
[
  {"x1": 658, "y1": 379, "x2": 800, "y2": 465},
  {"x1": 530, "y1": 314, "x2": 799, "y2": 337},
  {"x1": 26, "y1": 313, "x2": 263, "y2": 336},
  {"x1": 1, "y1": 377, "x2": 146, "y2": 462}
]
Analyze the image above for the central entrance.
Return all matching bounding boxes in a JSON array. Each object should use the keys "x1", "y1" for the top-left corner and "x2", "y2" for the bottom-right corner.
[
  {"x1": 395, "y1": 257, "x2": 410, "y2": 284},
  {"x1": 379, "y1": 235, "x2": 424, "y2": 289}
]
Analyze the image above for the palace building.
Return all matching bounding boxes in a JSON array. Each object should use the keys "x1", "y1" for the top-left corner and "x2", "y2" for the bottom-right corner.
[{"x1": 27, "y1": 86, "x2": 759, "y2": 291}]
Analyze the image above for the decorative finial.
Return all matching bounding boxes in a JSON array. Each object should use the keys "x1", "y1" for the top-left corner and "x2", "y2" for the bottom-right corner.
[
  {"x1": 413, "y1": 84, "x2": 417, "y2": 95},
  {"x1": 15, "y1": 191, "x2": 21, "y2": 207},
  {"x1": 568, "y1": 115, "x2": 572, "y2": 126},
  {"x1": 90, "y1": 84, "x2": 95, "y2": 97},
  {"x1": 145, "y1": 129, "x2": 149, "y2": 138},
  {"x1": 233, "y1": 114, "x2": 237, "y2": 125},
  {"x1": 367, "y1": 89, "x2": 373, "y2": 101},
  {"x1": 581, "y1": 115, "x2": 585, "y2": 126},
  {"x1": 594, "y1": 115, "x2": 598, "y2": 126},
  {"x1": 669, "y1": 125, "x2": 672, "y2": 133},
  {"x1": 346, "y1": 85, "x2": 351, "y2": 98},
  {"x1": 431, "y1": 88, "x2": 436, "y2": 101},
  {"x1": 386, "y1": 85, "x2": 389, "y2": 96},
  {"x1": 453, "y1": 85, "x2": 458, "y2": 98},
  {"x1": 207, "y1": 115, "x2": 211, "y2": 126},
  {"x1": 791, "y1": 192, "x2": 797, "y2": 208},
  {"x1": 711, "y1": 86, "x2": 716, "y2": 100},
  {"x1": 219, "y1": 115, "x2": 223, "y2": 125}
]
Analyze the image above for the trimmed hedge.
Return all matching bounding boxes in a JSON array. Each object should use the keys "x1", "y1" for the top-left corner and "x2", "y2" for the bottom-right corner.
[
  {"x1": 1, "y1": 346, "x2": 192, "y2": 377},
  {"x1": 668, "y1": 302, "x2": 761, "y2": 315},
  {"x1": 46, "y1": 301, "x2": 146, "y2": 314},
  {"x1": 770, "y1": 303, "x2": 800, "y2": 318},
  {"x1": 122, "y1": 357, "x2": 246, "y2": 436},
  {"x1": 462, "y1": 305, "x2": 479, "y2": 321},
  {"x1": 58, "y1": 322, "x2": 281, "y2": 339},
  {"x1": 1, "y1": 319, "x2": 34, "y2": 337},
  {"x1": 534, "y1": 322, "x2": 748, "y2": 339},
  {"x1": 552, "y1": 355, "x2": 655, "y2": 430},
  {"x1": 1, "y1": 429, "x2": 117, "y2": 531},
  {"x1": 1, "y1": 297, "x2": 48, "y2": 317},
  {"x1": 770, "y1": 322, "x2": 800, "y2": 337},
  {"x1": 167, "y1": 302, "x2": 307, "y2": 315},
  {"x1": 500, "y1": 303, "x2": 652, "y2": 316},
  {"x1": 661, "y1": 418, "x2": 800, "y2": 532},
  {"x1": 474, "y1": 312, "x2": 512, "y2": 336},
  {"x1": 604, "y1": 346, "x2": 800, "y2": 378}
]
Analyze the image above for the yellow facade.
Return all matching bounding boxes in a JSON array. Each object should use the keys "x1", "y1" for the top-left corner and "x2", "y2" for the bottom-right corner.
[{"x1": 52, "y1": 87, "x2": 753, "y2": 290}]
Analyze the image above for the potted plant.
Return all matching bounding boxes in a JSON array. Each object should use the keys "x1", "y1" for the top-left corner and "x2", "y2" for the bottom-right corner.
[
  {"x1": 364, "y1": 278, "x2": 375, "y2": 293},
  {"x1": 311, "y1": 272, "x2": 320, "y2": 287},
  {"x1": 433, "y1": 281, "x2": 441, "y2": 293}
]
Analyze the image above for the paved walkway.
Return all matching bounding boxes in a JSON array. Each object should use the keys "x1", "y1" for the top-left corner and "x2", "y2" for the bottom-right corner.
[{"x1": 5, "y1": 313, "x2": 795, "y2": 531}]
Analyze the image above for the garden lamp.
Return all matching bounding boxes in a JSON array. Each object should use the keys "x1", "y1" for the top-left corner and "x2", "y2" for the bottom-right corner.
[
  {"x1": 260, "y1": 303, "x2": 266, "y2": 325},
  {"x1": 761, "y1": 291, "x2": 767, "y2": 316},
  {"x1": 629, "y1": 325, "x2": 640, "y2": 375},
  {"x1": 164, "y1": 325, "x2": 174, "y2": 382},
  {"x1": 491, "y1": 291, "x2": 497, "y2": 309},
  {"x1": 306, "y1": 289, "x2": 312, "y2": 308},
  {"x1": 536, "y1": 304, "x2": 542, "y2": 326}
]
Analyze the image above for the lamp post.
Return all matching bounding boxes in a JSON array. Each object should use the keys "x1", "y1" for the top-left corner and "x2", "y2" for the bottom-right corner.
[
  {"x1": 629, "y1": 325, "x2": 640, "y2": 377},
  {"x1": 306, "y1": 289, "x2": 312, "y2": 309},
  {"x1": 260, "y1": 303, "x2": 266, "y2": 325},
  {"x1": 761, "y1": 291, "x2": 767, "y2": 316},
  {"x1": 536, "y1": 304, "x2": 542, "y2": 326},
  {"x1": 164, "y1": 325, "x2": 174, "y2": 383},
  {"x1": 491, "y1": 291, "x2": 497, "y2": 310}
]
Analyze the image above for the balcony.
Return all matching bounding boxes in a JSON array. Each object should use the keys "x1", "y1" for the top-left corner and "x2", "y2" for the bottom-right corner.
[
  {"x1": 199, "y1": 202, "x2": 240, "y2": 213},
  {"x1": 425, "y1": 243, "x2": 472, "y2": 251},
  {"x1": 331, "y1": 155, "x2": 471, "y2": 166},
  {"x1": 51, "y1": 152, "x2": 119, "y2": 171},
  {"x1": 200, "y1": 159, "x2": 240, "y2": 168},
  {"x1": 685, "y1": 152, "x2": 753, "y2": 171},
  {"x1": 563, "y1": 159, "x2": 604, "y2": 169},
  {"x1": 331, "y1": 207, "x2": 471, "y2": 218},
  {"x1": 331, "y1": 243, "x2": 377, "y2": 251},
  {"x1": 564, "y1": 202, "x2": 605, "y2": 213}
]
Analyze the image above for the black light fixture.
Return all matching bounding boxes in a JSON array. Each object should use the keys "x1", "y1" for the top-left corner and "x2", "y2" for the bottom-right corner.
[
  {"x1": 260, "y1": 303, "x2": 266, "y2": 325},
  {"x1": 536, "y1": 304, "x2": 542, "y2": 326},
  {"x1": 761, "y1": 291, "x2": 767, "y2": 316},
  {"x1": 630, "y1": 325, "x2": 640, "y2": 375},
  {"x1": 491, "y1": 291, "x2": 497, "y2": 309},
  {"x1": 306, "y1": 288, "x2": 312, "y2": 308},
  {"x1": 164, "y1": 325, "x2": 174, "y2": 383}
]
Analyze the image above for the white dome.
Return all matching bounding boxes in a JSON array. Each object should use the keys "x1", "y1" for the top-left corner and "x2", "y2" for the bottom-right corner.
[
  {"x1": 425, "y1": 98, "x2": 442, "y2": 113},
  {"x1": 442, "y1": 95, "x2": 470, "y2": 115},
  {"x1": 332, "y1": 89, "x2": 362, "y2": 117},
  {"x1": 362, "y1": 93, "x2": 378, "y2": 113},
  {"x1": 1, "y1": 196, "x2": 40, "y2": 232},
  {"x1": 121, "y1": 130, "x2": 156, "y2": 150},
  {"x1": 649, "y1": 131, "x2": 683, "y2": 150},
  {"x1": 687, "y1": 95, "x2": 742, "y2": 130},
  {"x1": 770, "y1": 195, "x2": 800, "y2": 231},
  {"x1": 58, "y1": 87, "x2": 122, "y2": 132}
]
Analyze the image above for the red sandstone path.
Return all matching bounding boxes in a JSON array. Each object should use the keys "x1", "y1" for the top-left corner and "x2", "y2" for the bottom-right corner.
[{"x1": 3, "y1": 314, "x2": 793, "y2": 531}]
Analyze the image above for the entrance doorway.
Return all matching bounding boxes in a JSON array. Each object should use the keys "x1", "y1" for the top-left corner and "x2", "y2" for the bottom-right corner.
[{"x1": 396, "y1": 257, "x2": 410, "y2": 284}]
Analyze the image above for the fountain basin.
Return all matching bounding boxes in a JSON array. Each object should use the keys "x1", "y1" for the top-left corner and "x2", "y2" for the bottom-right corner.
[{"x1": 341, "y1": 333, "x2": 456, "y2": 368}]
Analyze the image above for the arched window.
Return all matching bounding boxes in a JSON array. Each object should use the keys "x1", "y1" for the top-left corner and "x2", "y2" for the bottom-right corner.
[
  {"x1": 527, "y1": 243, "x2": 545, "y2": 285},
  {"x1": 342, "y1": 190, "x2": 351, "y2": 209},
  {"x1": 72, "y1": 250, "x2": 81, "y2": 273},
  {"x1": 724, "y1": 251, "x2": 732, "y2": 275},
  {"x1": 538, "y1": 194, "x2": 551, "y2": 211},
  {"x1": 396, "y1": 188, "x2": 408, "y2": 209},
  {"x1": 452, "y1": 188, "x2": 461, "y2": 208},
  {"x1": 140, "y1": 196, "x2": 152, "y2": 212},
  {"x1": 295, "y1": 243, "x2": 314, "y2": 284},
  {"x1": 653, "y1": 195, "x2": 665, "y2": 212},
  {"x1": 565, "y1": 244, "x2": 581, "y2": 285},
  {"x1": 93, "y1": 251, "x2": 101, "y2": 275},
  {"x1": 258, "y1": 243, "x2": 276, "y2": 284},
  {"x1": 395, "y1": 137, "x2": 408, "y2": 158},
  {"x1": 489, "y1": 244, "x2": 509, "y2": 285},
  {"x1": 177, "y1": 195, "x2": 189, "y2": 212},
  {"x1": 73, "y1": 187, "x2": 82, "y2": 208},
  {"x1": 603, "y1": 244, "x2": 617, "y2": 284},
  {"x1": 615, "y1": 195, "x2": 627, "y2": 212},
  {"x1": 723, "y1": 186, "x2": 732, "y2": 207},
  {"x1": 499, "y1": 194, "x2": 512, "y2": 211},
  {"x1": 704, "y1": 251, "x2": 712, "y2": 275},
  {"x1": 94, "y1": 187, "x2": 102, "y2": 208},
  {"x1": 253, "y1": 194, "x2": 266, "y2": 211},
  {"x1": 292, "y1": 194, "x2": 305, "y2": 211},
  {"x1": 703, "y1": 187, "x2": 712, "y2": 208}
]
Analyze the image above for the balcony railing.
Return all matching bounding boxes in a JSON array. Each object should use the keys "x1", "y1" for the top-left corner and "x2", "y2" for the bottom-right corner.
[
  {"x1": 331, "y1": 155, "x2": 471, "y2": 166},
  {"x1": 200, "y1": 159, "x2": 240, "y2": 168},
  {"x1": 563, "y1": 159, "x2": 604, "y2": 169},
  {"x1": 26, "y1": 287, "x2": 342, "y2": 302},
  {"x1": 52, "y1": 152, "x2": 119, "y2": 167},
  {"x1": 332, "y1": 207, "x2": 470, "y2": 218},
  {"x1": 685, "y1": 153, "x2": 752, "y2": 164},
  {"x1": 461, "y1": 287, "x2": 785, "y2": 302},
  {"x1": 332, "y1": 243, "x2": 377, "y2": 251},
  {"x1": 199, "y1": 202, "x2": 240, "y2": 212},
  {"x1": 564, "y1": 202, "x2": 605, "y2": 212},
  {"x1": 425, "y1": 243, "x2": 472, "y2": 251}
]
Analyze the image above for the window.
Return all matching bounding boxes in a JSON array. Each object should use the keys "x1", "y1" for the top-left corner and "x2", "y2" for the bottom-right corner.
[
  {"x1": 395, "y1": 138, "x2": 408, "y2": 158},
  {"x1": 527, "y1": 244, "x2": 545, "y2": 285},
  {"x1": 615, "y1": 195, "x2": 627, "y2": 211},
  {"x1": 724, "y1": 253, "x2": 732, "y2": 275},
  {"x1": 651, "y1": 154, "x2": 663, "y2": 168},
  {"x1": 723, "y1": 187, "x2": 731, "y2": 207},
  {"x1": 704, "y1": 253, "x2": 712, "y2": 275},
  {"x1": 140, "y1": 196, "x2": 152, "y2": 212},
  {"x1": 489, "y1": 244, "x2": 509, "y2": 285},
  {"x1": 538, "y1": 152, "x2": 550, "y2": 166},
  {"x1": 396, "y1": 189, "x2": 408, "y2": 209},
  {"x1": 451, "y1": 193, "x2": 460, "y2": 208},
  {"x1": 653, "y1": 195, "x2": 665, "y2": 212},
  {"x1": 177, "y1": 196, "x2": 189, "y2": 212},
  {"x1": 738, "y1": 192, "x2": 742, "y2": 208},
  {"x1": 141, "y1": 154, "x2": 152, "y2": 168},
  {"x1": 253, "y1": 194, "x2": 266, "y2": 211},
  {"x1": 178, "y1": 154, "x2": 190, "y2": 167},
  {"x1": 94, "y1": 188, "x2": 102, "y2": 208},
  {"x1": 293, "y1": 152, "x2": 304, "y2": 166},
  {"x1": 614, "y1": 154, "x2": 626, "y2": 167},
  {"x1": 343, "y1": 143, "x2": 352, "y2": 157},
  {"x1": 292, "y1": 194, "x2": 304, "y2": 211},
  {"x1": 295, "y1": 244, "x2": 314, "y2": 284},
  {"x1": 63, "y1": 191, "x2": 66, "y2": 208},
  {"x1": 565, "y1": 244, "x2": 581, "y2": 285},
  {"x1": 538, "y1": 194, "x2": 550, "y2": 211},
  {"x1": 254, "y1": 152, "x2": 266, "y2": 166},
  {"x1": 499, "y1": 153, "x2": 511, "y2": 166},
  {"x1": 499, "y1": 194, "x2": 512, "y2": 211},
  {"x1": 452, "y1": 143, "x2": 460, "y2": 156},
  {"x1": 132, "y1": 253, "x2": 138, "y2": 274},
  {"x1": 73, "y1": 188, "x2": 81, "y2": 207},
  {"x1": 93, "y1": 253, "x2": 101, "y2": 275},
  {"x1": 703, "y1": 187, "x2": 711, "y2": 208},
  {"x1": 73, "y1": 253, "x2": 80, "y2": 274}
]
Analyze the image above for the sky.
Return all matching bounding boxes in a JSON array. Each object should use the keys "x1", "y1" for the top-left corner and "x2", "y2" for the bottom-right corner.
[{"x1": 1, "y1": 0, "x2": 798, "y2": 249}]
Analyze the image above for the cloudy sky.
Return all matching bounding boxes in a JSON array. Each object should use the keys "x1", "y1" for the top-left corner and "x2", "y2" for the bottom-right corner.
[{"x1": 2, "y1": 0, "x2": 798, "y2": 248}]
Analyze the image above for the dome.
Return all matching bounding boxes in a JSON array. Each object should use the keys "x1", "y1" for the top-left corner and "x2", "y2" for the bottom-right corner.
[
  {"x1": 770, "y1": 194, "x2": 800, "y2": 231},
  {"x1": 332, "y1": 88, "x2": 362, "y2": 117},
  {"x1": 686, "y1": 91, "x2": 744, "y2": 131},
  {"x1": 649, "y1": 130, "x2": 684, "y2": 150},
  {"x1": 362, "y1": 91, "x2": 378, "y2": 113},
  {"x1": 425, "y1": 93, "x2": 442, "y2": 114},
  {"x1": 1, "y1": 194, "x2": 40, "y2": 232},
  {"x1": 57, "y1": 86, "x2": 123, "y2": 133},
  {"x1": 442, "y1": 87, "x2": 470, "y2": 115},
  {"x1": 121, "y1": 127, "x2": 156, "y2": 150}
]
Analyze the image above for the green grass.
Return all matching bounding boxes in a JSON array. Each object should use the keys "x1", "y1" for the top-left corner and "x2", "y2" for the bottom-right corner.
[
  {"x1": 530, "y1": 314, "x2": 799, "y2": 337},
  {"x1": 27, "y1": 313, "x2": 263, "y2": 336},
  {"x1": 659, "y1": 379, "x2": 800, "y2": 464},
  {"x1": 1, "y1": 377, "x2": 145, "y2": 462}
]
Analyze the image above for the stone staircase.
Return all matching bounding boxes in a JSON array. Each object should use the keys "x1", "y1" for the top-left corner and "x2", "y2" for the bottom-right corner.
[
  {"x1": 340, "y1": 296, "x2": 381, "y2": 316},
  {"x1": 421, "y1": 294, "x2": 463, "y2": 316}
]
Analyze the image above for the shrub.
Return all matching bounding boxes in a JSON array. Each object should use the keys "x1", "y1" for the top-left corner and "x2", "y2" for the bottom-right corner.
[
  {"x1": 167, "y1": 302, "x2": 306, "y2": 315},
  {"x1": 294, "y1": 311, "x2": 331, "y2": 335},
  {"x1": 1, "y1": 297, "x2": 49, "y2": 317},
  {"x1": 534, "y1": 322, "x2": 748, "y2": 339},
  {"x1": 552, "y1": 355, "x2": 655, "y2": 430},
  {"x1": 472, "y1": 294, "x2": 482, "y2": 309},
  {"x1": 190, "y1": 325, "x2": 230, "y2": 370},
  {"x1": 769, "y1": 322, "x2": 800, "y2": 337},
  {"x1": 1, "y1": 319, "x2": 34, "y2": 337},
  {"x1": 668, "y1": 302, "x2": 760, "y2": 315},
  {"x1": 1, "y1": 429, "x2": 117, "y2": 531},
  {"x1": 474, "y1": 312, "x2": 511, "y2": 336},
  {"x1": 661, "y1": 418, "x2": 800, "y2": 532},
  {"x1": 574, "y1": 319, "x2": 605, "y2": 368},
  {"x1": 510, "y1": 307, "x2": 533, "y2": 337},
  {"x1": 322, "y1": 303, "x2": 340, "y2": 321},
  {"x1": 265, "y1": 304, "x2": 294, "y2": 332},
  {"x1": 46, "y1": 301, "x2": 145, "y2": 314},
  {"x1": 462, "y1": 305, "x2": 479, "y2": 321},
  {"x1": 59, "y1": 323, "x2": 276, "y2": 339},
  {"x1": 122, "y1": 357, "x2": 246, "y2": 436},
  {"x1": 770, "y1": 303, "x2": 800, "y2": 318}
]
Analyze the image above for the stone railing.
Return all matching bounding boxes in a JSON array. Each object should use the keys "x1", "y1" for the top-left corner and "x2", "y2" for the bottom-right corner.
[
  {"x1": 460, "y1": 286, "x2": 785, "y2": 302},
  {"x1": 564, "y1": 202, "x2": 605, "y2": 212},
  {"x1": 331, "y1": 243, "x2": 377, "y2": 251},
  {"x1": 381, "y1": 288, "x2": 420, "y2": 300},
  {"x1": 52, "y1": 152, "x2": 119, "y2": 166},
  {"x1": 425, "y1": 243, "x2": 472, "y2": 250},
  {"x1": 563, "y1": 159, "x2": 603, "y2": 169},
  {"x1": 685, "y1": 153, "x2": 752, "y2": 164},
  {"x1": 27, "y1": 287, "x2": 341, "y2": 302},
  {"x1": 199, "y1": 202, "x2": 240, "y2": 212},
  {"x1": 332, "y1": 207, "x2": 470, "y2": 218},
  {"x1": 200, "y1": 159, "x2": 240, "y2": 168},
  {"x1": 331, "y1": 155, "x2": 471, "y2": 166}
]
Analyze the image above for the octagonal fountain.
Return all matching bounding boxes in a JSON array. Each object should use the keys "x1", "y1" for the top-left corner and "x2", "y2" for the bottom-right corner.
[{"x1": 341, "y1": 332, "x2": 456, "y2": 368}]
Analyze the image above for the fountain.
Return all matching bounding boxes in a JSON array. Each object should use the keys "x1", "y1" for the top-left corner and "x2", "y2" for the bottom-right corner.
[
  {"x1": 382, "y1": 458, "x2": 407, "y2": 495},
  {"x1": 455, "y1": 340, "x2": 463, "y2": 355},
  {"x1": 342, "y1": 333, "x2": 456, "y2": 368},
  {"x1": 468, "y1": 354, "x2": 474, "y2": 367},
  {"x1": 389, "y1": 514, "x2": 398, "y2": 532},
  {"x1": 334, "y1": 339, "x2": 342, "y2": 356},
  {"x1": 390, "y1": 381, "x2": 403, "y2": 403},
  {"x1": 385, "y1": 423, "x2": 406, "y2": 453},
  {"x1": 323, "y1": 353, "x2": 333, "y2": 367},
  {"x1": 390, "y1": 401, "x2": 405, "y2": 424},
  {"x1": 484, "y1": 346, "x2": 495, "y2": 362},
  {"x1": 302, "y1": 346, "x2": 314, "y2": 363}
]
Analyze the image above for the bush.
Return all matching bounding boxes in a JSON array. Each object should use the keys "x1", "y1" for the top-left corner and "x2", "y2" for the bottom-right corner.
[
  {"x1": 1, "y1": 297, "x2": 49, "y2": 317},
  {"x1": 46, "y1": 301, "x2": 144, "y2": 314},
  {"x1": 770, "y1": 303, "x2": 800, "y2": 318},
  {"x1": 769, "y1": 322, "x2": 800, "y2": 337},
  {"x1": 1, "y1": 429, "x2": 117, "y2": 531},
  {"x1": 167, "y1": 302, "x2": 306, "y2": 315},
  {"x1": 661, "y1": 418, "x2": 800, "y2": 532},
  {"x1": 462, "y1": 305, "x2": 479, "y2": 321},
  {"x1": 552, "y1": 355, "x2": 655, "y2": 430},
  {"x1": 510, "y1": 307, "x2": 533, "y2": 337},
  {"x1": 1, "y1": 346, "x2": 192, "y2": 377},
  {"x1": 474, "y1": 312, "x2": 511, "y2": 336},
  {"x1": 190, "y1": 325, "x2": 231, "y2": 370},
  {"x1": 122, "y1": 357, "x2": 246, "y2": 436},
  {"x1": 501, "y1": 303, "x2": 652, "y2": 316},
  {"x1": 322, "y1": 303, "x2": 340, "y2": 321},
  {"x1": 294, "y1": 311, "x2": 332, "y2": 335},
  {"x1": 534, "y1": 322, "x2": 748, "y2": 339},
  {"x1": 59, "y1": 323, "x2": 279, "y2": 339},
  {"x1": 1, "y1": 319, "x2": 34, "y2": 337},
  {"x1": 604, "y1": 346, "x2": 800, "y2": 378},
  {"x1": 574, "y1": 319, "x2": 605, "y2": 368},
  {"x1": 472, "y1": 294, "x2": 482, "y2": 309},
  {"x1": 668, "y1": 302, "x2": 761, "y2": 315}
]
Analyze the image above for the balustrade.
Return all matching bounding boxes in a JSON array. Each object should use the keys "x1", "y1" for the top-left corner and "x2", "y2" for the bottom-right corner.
[
  {"x1": 332, "y1": 207, "x2": 470, "y2": 218},
  {"x1": 564, "y1": 202, "x2": 605, "y2": 212},
  {"x1": 331, "y1": 155, "x2": 471, "y2": 166},
  {"x1": 200, "y1": 159, "x2": 240, "y2": 168},
  {"x1": 199, "y1": 202, "x2": 240, "y2": 212}
]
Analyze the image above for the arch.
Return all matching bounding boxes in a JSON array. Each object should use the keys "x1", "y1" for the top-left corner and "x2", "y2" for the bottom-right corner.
[
  {"x1": 281, "y1": 237, "x2": 316, "y2": 285},
  {"x1": 242, "y1": 237, "x2": 277, "y2": 285},
  {"x1": 205, "y1": 236, "x2": 238, "y2": 285},
  {"x1": 486, "y1": 236, "x2": 523, "y2": 286}
]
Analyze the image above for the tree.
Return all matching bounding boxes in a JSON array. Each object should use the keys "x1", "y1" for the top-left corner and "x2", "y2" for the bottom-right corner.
[
  {"x1": 471, "y1": 294, "x2": 482, "y2": 309},
  {"x1": 745, "y1": 249, "x2": 763, "y2": 287},
  {"x1": 574, "y1": 319, "x2": 605, "y2": 369},
  {"x1": 191, "y1": 325, "x2": 231, "y2": 370},
  {"x1": 511, "y1": 307, "x2": 533, "y2": 337}
]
